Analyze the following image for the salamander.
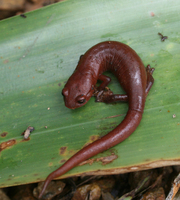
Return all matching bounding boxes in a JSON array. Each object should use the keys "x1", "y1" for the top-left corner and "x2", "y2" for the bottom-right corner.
[{"x1": 39, "y1": 41, "x2": 155, "y2": 198}]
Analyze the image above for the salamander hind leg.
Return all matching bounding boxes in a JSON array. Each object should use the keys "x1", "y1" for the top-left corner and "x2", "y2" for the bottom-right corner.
[{"x1": 145, "y1": 64, "x2": 155, "y2": 97}]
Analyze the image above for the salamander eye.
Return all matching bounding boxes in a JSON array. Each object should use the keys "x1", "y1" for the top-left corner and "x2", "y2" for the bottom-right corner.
[
  {"x1": 76, "y1": 95, "x2": 86, "y2": 104},
  {"x1": 78, "y1": 99, "x2": 86, "y2": 104}
]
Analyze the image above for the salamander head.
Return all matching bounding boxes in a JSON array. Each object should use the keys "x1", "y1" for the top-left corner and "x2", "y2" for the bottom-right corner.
[{"x1": 62, "y1": 72, "x2": 95, "y2": 109}]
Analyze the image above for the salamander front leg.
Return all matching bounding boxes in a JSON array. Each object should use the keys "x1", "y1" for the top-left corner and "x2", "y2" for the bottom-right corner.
[
  {"x1": 93, "y1": 86, "x2": 128, "y2": 103},
  {"x1": 93, "y1": 74, "x2": 112, "y2": 100},
  {"x1": 97, "y1": 74, "x2": 112, "y2": 90},
  {"x1": 96, "y1": 92, "x2": 128, "y2": 103},
  {"x1": 93, "y1": 74, "x2": 128, "y2": 103}
]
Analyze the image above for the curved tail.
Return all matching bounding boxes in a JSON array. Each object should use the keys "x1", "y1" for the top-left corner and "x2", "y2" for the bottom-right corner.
[{"x1": 38, "y1": 109, "x2": 142, "y2": 199}]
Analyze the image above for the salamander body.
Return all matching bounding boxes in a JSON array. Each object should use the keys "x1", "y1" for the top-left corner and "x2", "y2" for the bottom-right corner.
[{"x1": 39, "y1": 41, "x2": 155, "y2": 198}]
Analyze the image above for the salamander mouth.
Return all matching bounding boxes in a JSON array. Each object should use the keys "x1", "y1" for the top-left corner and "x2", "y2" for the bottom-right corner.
[
  {"x1": 65, "y1": 102, "x2": 82, "y2": 109},
  {"x1": 65, "y1": 104, "x2": 75, "y2": 109}
]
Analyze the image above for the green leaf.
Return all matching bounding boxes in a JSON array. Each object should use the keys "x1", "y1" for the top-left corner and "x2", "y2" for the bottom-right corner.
[{"x1": 0, "y1": 0, "x2": 180, "y2": 188}]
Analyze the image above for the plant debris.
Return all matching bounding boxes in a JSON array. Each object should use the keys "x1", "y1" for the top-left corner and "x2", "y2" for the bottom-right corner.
[
  {"x1": 1, "y1": 166, "x2": 180, "y2": 199},
  {"x1": 21, "y1": 126, "x2": 34, "y2": 139}
]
